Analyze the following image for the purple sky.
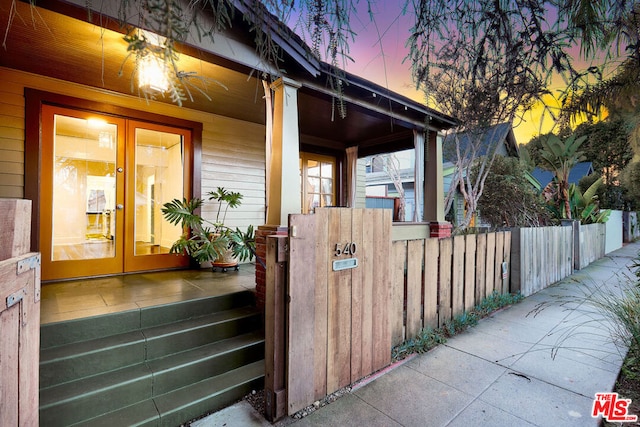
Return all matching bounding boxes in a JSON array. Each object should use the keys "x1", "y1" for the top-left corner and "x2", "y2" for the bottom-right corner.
[{"x1": 286, "y1": 2, "x2": 613, "y2": 144}]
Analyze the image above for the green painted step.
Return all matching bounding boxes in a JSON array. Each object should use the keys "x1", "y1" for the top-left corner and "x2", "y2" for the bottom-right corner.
[
  {"x1": 72, "y1": 399, "x2": 160, "y2": 427},
  {"x1": 154, "y1": 359, "x2": 264, "y2": 427},
  {"x1": 73, "y1": 360, "x2": 264, "y2": 427},
  {"x1": 40, "y1": 363, "x2": 154, "y2": 426},
  {"x1": 40, "y1": 306, "x2": 260, "y2": 389},
  {"x1": 143, "y1": 306, "x2": 261, "y2": 359},
  {"x1": 148, "y1": 331, "x2": 265, "y2": 395},
  {"x1": 40, "y1": 291, "x2": 256, "y2": 349},
  {"x1": 40, "y1": 330, "x2": 146, "y2": 389},
  {"x1": 39, "y1": 291, "x2": 265, "y2": 426}
]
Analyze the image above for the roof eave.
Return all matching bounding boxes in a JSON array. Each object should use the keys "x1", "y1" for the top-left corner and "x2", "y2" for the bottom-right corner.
[{"x1": 232, "y1": 0, "x2": 322, "y2": 77}]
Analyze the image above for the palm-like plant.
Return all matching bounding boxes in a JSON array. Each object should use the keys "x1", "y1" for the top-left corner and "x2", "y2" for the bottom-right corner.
[
  {"x1": 161, "y1": 188, "x2": 257, "y2": 266},
  {"x1": 539, "y1": 134, "x2": 587, "y2": 219},
  {"x1": 569, "y1": 177, "x2": 611, "y2": 224}
]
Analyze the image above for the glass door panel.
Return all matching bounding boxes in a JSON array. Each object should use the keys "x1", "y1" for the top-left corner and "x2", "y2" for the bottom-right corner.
[
  {"x1": 124, "y1": 121, "x2": 191, "y2": 271},
  {"x1": 41, "y1": 106, "x2": 125, "y2": 281},
  {"x1": 52, "y1": 115, "x2": 117, "y2": 260}
]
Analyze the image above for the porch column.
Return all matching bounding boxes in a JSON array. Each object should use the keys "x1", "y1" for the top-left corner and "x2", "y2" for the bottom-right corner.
[
  {"x1": 267, "y1": 77, "x2": 302, "y2": 225},
  {"x1": 257, "y1": 77, "x2": 300, "y2": 309},
  {"x1": 424, "y1": 131, "x2": 452, "y2": 238},
  {"x1": 345, "y1": 146, "x2": 358, "y2": 207},
  {"x1": 413, "y1": 129, "x2": 424, "y2": 222}
]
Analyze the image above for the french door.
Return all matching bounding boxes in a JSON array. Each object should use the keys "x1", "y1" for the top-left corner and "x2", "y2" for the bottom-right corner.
[{"x1": 40, "y1": 105, "x2": 192, "y2": 281}]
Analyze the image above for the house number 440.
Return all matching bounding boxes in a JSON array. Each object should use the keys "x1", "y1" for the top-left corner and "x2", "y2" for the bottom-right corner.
[{"x1": 334, "y1": 242, "x2": 357, "y2": 257}]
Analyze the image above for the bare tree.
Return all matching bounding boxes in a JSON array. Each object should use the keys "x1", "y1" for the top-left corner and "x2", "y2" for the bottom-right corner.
[
  {"x1": 406, "y1": 0, "x2": 609, "y2": 231},
  {"x1": 443, "y1": 125, "x2": 509, "y2": 229},
  {"x1": 372, "y1": 154, "x2": 406, "y2": 221}
]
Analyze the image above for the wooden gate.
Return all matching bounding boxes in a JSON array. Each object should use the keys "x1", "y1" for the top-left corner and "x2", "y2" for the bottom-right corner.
[
  {"x1": 265, "y1": 208, "x2": 392, "y2": 419},
  {"x1": 0, "y1": 199, "x2": 40, "y2": 426}
]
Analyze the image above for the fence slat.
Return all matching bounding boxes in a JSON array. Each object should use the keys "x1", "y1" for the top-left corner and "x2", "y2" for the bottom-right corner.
[
  {"x1": 438, "y1": 238, "x2": 453, "y2": 326},
  {"x1": 287, "y1": 214, "x2": 319, "y2": 414},
  {"x1": 350, "y1": 209, "x2": 364, "y2": 383},
  {"x1": 464, "y1": 234, "x2": 477, "y2": 310},
  {"x1": 313, "y1": 210, "x2": 329, "y2": 400},
  {"x1": 485, "y1": 233, "x2": 496, "y2": 296},
  {"x1": 406, "y1": 239, "x2": 424, "y2": 338},
  {"x1": 372, "y1": 209, "x2": 392, "y2": 371},
  {"x1": 475, "y1": 233, "x2": 487, "y2": 303},
  {"x1": 452, "y1": 235, "x2": 465, "y2": 317},
  {"x1": 330, "y1": 209, "x2": 352, "y2": 390},
  {"x1": 424, "y1": 238, "x2": 439, "y2": 329},
  {"x1": 360, "y1": 209, "x2": 374, "y2": 376},
  {"x1": 391, "y1": 241, "x2": 406, "y2": 345}
]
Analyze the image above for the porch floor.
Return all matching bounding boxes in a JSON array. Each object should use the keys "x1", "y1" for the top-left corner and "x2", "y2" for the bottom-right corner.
[{"x1": 40, "y1": 265, "x2": 257, "y2": 324}]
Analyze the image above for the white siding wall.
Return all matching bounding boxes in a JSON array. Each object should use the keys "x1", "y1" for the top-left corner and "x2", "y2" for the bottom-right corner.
[{"x1": 200, "y1": 116, "x2": 265, "y2": 230}]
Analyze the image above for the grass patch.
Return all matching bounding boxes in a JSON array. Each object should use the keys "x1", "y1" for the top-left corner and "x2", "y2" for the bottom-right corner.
[{"x1": 391, "y1": 291, "x2": 524, "y2": 361}]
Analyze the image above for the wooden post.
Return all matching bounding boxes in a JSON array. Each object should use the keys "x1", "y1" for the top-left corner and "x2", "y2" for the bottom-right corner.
[
  {"x1": 0, "y1": 199, "x2": 40, "y2": 427},
  {"x1": 0, "y1": 199, "x2": 31, "y2": 260},
  {"x1": 264, "y1": 235, "x2": 288, "y2": 422}
]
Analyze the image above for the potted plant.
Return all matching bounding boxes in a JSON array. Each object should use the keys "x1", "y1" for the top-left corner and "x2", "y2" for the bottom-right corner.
[{"x1": 161, "y1": 187, "x2": 257, "y2": 272}]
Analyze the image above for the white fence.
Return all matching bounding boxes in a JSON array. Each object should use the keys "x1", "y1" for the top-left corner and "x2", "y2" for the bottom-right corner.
[{"x1": 605, "y1": 210, "x2": 623, "y2": 254}]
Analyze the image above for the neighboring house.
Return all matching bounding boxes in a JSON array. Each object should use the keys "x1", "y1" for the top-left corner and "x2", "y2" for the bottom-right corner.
[
  {"x1": 531, "y1": 162, "x2": 595, "y2": 189},
  {"x1": 364, "y1": 149, "x2": 418, "y2": 221},
  {"x1": 0, "y1": 0, "x2": 456, "y2": 282},
  {"x1": 363, "y1": 123, "x2": 524, "y2": 225},
  {"x1": 442, "y1": 122, "x2": 519, "y2": 162}
]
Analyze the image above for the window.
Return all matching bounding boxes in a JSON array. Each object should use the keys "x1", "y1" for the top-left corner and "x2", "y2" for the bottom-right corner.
[{"x1": 300, "y1": 153, "x2": 336, "y2": 214}]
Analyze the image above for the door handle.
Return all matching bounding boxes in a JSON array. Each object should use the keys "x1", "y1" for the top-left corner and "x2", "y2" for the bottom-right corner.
[{"x1": 116, "y1": 204, "x2": 124, "y2": 210}]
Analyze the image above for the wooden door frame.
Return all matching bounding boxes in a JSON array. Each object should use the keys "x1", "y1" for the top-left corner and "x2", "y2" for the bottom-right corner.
[
  {"x1": 25, "y1": 89, "x2": 203, "y2": 276},
  {"x1": 124, "y1": 120, "x2": 194, "y2": 272},
  {"x1": 39, "y1": 105, "x2": 127, "y2": 280}
]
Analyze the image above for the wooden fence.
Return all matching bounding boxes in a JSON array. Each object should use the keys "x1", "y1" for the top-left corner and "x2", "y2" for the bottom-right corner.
[
  {"x1": 579, "y1": 223, "x2": 606, "y2": 269},
  {"x1": 264, "y1": 210, "x2": 610, "y2": 422},
  {"x1": 265, "y1": 208, "x2": 393, "y2": 419},
  {"x1": 510, "y1": 226, "x2": 574, "y2": 297},
  {"x1": 389, "y1": 230, "x2": 511, "y2": 346},
  {"x1": 0, "y1": 199, "x2": 40, "y2": 427}
]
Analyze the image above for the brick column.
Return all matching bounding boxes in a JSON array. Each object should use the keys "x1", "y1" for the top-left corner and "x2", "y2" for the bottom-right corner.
[
  {"x1": 430, "y1": 221, "x2": 452, "y2": 239},
  {"x1": 255, "y1": 225, "x2": 288, "y2": 310}
]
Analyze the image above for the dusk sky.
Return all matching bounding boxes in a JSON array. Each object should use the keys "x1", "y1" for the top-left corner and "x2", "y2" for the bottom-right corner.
[{"x1": 289, "y1": 2, "x2": 611, "y2": 145}]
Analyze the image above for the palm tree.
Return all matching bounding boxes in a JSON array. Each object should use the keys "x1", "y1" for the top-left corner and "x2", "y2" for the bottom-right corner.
[{"x1": 538, "y1": 134, "x2": 587, "y2": 219}]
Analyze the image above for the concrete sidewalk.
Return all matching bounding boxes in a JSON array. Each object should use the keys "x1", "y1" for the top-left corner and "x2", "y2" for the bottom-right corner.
[{"x1": 196, "y1": 241, "x2": 640, "y2": 427}]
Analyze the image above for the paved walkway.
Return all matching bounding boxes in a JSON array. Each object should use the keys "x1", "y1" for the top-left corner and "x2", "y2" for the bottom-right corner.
[{"x1": 196, "y1": 241, "x2": 640, "y2": 427}]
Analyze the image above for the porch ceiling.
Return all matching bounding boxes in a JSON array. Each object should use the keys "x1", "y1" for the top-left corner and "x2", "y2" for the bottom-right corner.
[{"x1": 1, "y1": 0, "x2": 428, "y2": 154}]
